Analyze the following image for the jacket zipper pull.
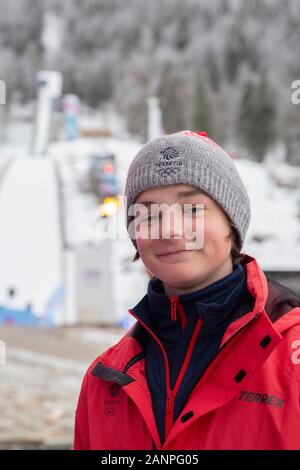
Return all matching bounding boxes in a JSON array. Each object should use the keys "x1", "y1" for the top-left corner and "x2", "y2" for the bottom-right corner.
[
  {"x1": 166, "y1": 389, "x2": 174, "y2": 414},
  {"x1": 165, "y1": 389, "x2": 175, "y2": 439},
  {"x1": 168, "y1": 296, "x2": 177, "y2": 322}
]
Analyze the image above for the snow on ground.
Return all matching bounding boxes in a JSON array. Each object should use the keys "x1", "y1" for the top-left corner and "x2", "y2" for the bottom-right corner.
[
  {"x1": 0, "y1": 325, "x2": 124, "y2": 449},
  {"x1": 236, "y1": 159, "x2": 300, "y2": 271},
  {"x1": 0, "y1": 159, "x2": 63, "y2": 318},
  {"x1": 0, "y1": 144, "x2": 27, "y2": 181}
]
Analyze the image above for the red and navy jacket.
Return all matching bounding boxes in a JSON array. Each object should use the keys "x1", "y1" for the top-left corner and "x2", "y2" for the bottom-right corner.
[
  {"x1": 74, "y1": 255, "x2": 300, "y2": 450},
  {"x1": 131, "y1": 261, "x2": 249, "y2": 443}
]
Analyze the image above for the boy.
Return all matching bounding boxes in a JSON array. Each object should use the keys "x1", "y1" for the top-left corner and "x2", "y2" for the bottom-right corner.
[{"x1": 74, "y1": 131, "x2": 300, "y2": 450}]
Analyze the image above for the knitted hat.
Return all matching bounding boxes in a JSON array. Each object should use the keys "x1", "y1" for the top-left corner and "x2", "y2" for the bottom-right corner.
[{"x1": 124, "y1": 130, "x2": 250, "y2": 249}]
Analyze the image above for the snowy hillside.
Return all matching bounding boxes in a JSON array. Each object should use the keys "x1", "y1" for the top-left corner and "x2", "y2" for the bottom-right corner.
[
  {"x1": 0, "y1": 159, "x2": 63, "y2": 320},
  {"x1": 236, "y1": 159, "x2": 300, "y2": 271}
]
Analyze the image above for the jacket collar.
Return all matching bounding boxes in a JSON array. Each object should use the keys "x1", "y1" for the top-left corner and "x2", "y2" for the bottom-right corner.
[{"x1": 144, "y1": 261, "x2": 248, "y2": 341}]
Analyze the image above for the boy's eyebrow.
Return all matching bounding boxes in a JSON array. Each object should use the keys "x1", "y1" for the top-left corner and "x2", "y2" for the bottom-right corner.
[
  {"x1": 176, "y1": 188, "x2": 205, "y2": 198},
  {"x1": 134, "y1": 201, "x2": 154, "y2": 207},
  {"x1": 136, "y1": 188, "x2": 204, "y2": 206}
]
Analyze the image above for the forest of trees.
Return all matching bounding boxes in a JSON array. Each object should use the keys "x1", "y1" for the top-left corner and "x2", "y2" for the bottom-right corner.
[{"x1": 0, "y1": 0, "x2": 300, "y2": 163}]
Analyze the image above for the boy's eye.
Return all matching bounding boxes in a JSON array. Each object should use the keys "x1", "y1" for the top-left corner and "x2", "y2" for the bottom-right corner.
[
  {"x1": 184, "y1": 205, "x2": 204, "y2": 215},
  {"x1": 137, "y1": 206, "x2": 204, "y2": 224},
  {"x1": 140, "y1": 213, "x2": 161, "y2": 224}
]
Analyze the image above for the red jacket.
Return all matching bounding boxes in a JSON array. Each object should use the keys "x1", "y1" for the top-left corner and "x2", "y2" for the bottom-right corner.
[{"x1": 74, "y1": 255, "x2": 300, "y2": 450}]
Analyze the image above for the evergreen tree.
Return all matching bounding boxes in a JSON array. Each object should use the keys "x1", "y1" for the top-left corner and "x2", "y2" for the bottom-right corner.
[
  {"x1": 191, "y1": 71, "x2": 217, "y2": 138},
  {"x1": 157, "y1": 62, "x2": 187, "y2": 133},
  {"x1": 224, "y1": 23, "x2": 246, "y2": 83},
  {"x1": 238, "y1": 77, "x2": 277, "y2": 162}
]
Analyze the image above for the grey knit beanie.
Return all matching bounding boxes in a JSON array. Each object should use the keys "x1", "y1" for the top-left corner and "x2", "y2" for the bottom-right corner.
[{"x1": 124, "y1": 130, "x2": 250, "y2": 249}]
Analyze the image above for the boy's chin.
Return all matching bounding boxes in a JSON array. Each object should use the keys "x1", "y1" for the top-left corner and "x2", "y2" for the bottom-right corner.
[{"x1": 160, "y1": 267, "x2": 202, "y2": 288}]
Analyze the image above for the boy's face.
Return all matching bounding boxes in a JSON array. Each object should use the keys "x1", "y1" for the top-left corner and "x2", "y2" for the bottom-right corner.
[{"x1": 133, "y1": 184, "x2": 233, "y2": 294}]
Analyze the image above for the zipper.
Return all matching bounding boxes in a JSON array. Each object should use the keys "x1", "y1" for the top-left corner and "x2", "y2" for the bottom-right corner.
[
  {"x1": 168, "y1": 295, "x2": 187, "y2": 329},
  {"x1": 165, "y1": 389, "x2": 175, "y2": 437},
  {"x1": 166, "y1": 390, "x2": 175, "y2": 414},
  {"x1": 128, "y1": 306, "x2": 202, "y2": 441},
  {"x1": 164, "y1": 316, "x2": 203, "y2": 440},
  {"x1": 169, "y1": 296, "x2": 177, "y2": 321}
]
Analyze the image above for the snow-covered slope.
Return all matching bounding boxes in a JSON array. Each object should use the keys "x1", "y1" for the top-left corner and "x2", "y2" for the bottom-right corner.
[
  {"x1": 0, "y1": 159, "x2": 63, "y2": 321},
  {"x1": 236, "y1": 159, "x2": 300, "y2": 271}
]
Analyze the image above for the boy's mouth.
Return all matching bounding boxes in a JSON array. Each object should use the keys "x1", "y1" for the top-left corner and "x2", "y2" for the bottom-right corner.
[{"x1": 156, "y1": 249, "x2": 190, "y2": 258}]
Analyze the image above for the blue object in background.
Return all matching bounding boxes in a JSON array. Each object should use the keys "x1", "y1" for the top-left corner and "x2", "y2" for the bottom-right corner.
[
  {"x1": 0, "y1": 305, "x2": 45, "y2": 326},
  {"x1": 43, "y1": 285, "x2": 65, "y2": 325},
  {"x1": 0, "y1": 285, "x2": 64, "y2": 327},
  {"x1": 63, "y1": 94, "x2": 80, "y2": 141}
]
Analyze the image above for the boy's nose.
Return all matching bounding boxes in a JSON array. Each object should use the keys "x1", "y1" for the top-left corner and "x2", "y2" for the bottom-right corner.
[{"x1": 160, "y1": 210, "x2": 183, "y2": 240}]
